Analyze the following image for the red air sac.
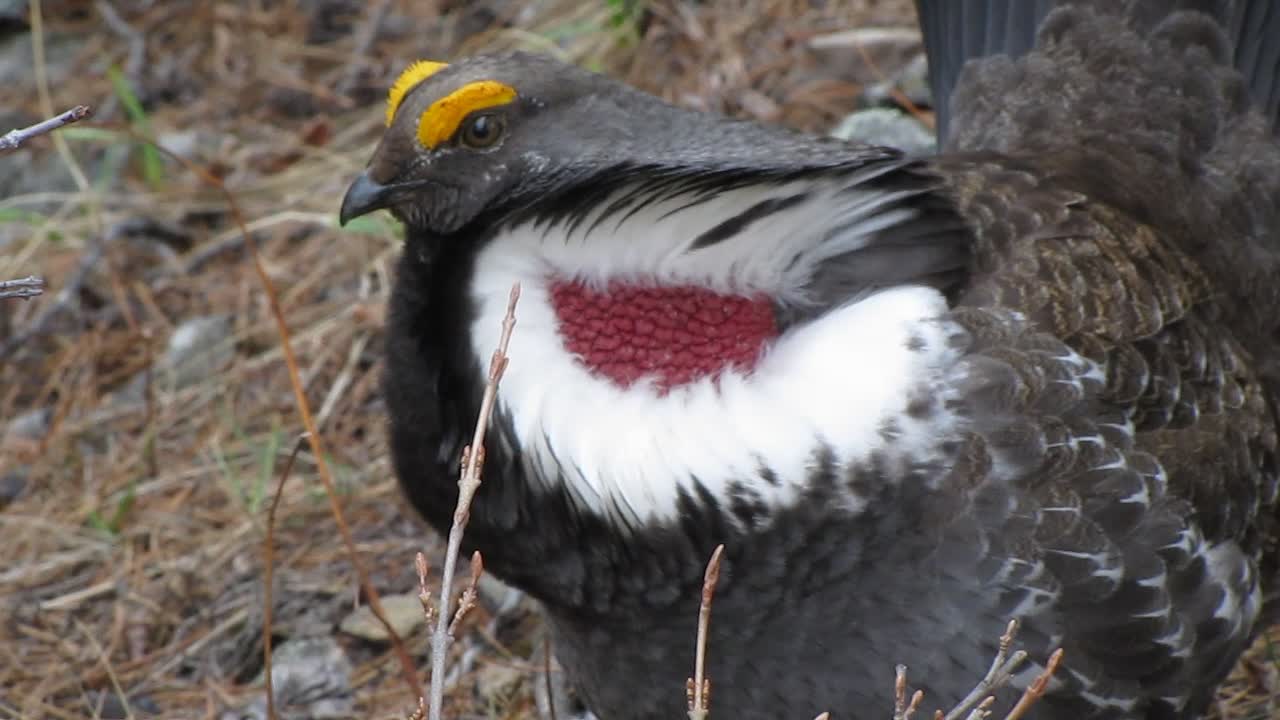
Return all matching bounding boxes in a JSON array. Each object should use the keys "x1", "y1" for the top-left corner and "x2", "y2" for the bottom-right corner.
[{"x1": 548, "y1": 280, "x2": 779, "y2": 391}]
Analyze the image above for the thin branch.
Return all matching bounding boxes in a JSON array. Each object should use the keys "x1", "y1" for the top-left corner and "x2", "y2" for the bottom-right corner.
[
  {"x1": 263, "y1": 434, "x2": 309, "y2": 720},
  {"x1": 963, "y1": 696, "x2": 997, "y2": 720},
  {"x1": 894, "y1": 665, "x2": 924, "y2": 720},
  {"x1": 543, "y1": 638, "x2": 558, "y2": 720},
  {"x1": 1002, "y1": 649, "x2": 1064, "y2": 720},
  {"x1": 850, "y1": 40, "x2": 934, "y2": 129},
  {"x1": 687, "y1": 544, "x2": 725, "y2": 720},
  {"x1": 428, "y1": 283, "x2": 521, "y2": 720},
  {"x1": 0, "y1": 105, "x2": 91, "y2": 153},
  {"x1": 0, "y1": 276, "x2": 45, "y2": 300},
  {"x1": 944, "y1": 620, "x2": 1026, "y2": 720}
]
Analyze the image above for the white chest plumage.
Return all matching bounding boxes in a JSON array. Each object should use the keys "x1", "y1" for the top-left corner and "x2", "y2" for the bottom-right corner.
[{"x1": 466, "y1": 176, "x2": 966, "y2": 527}]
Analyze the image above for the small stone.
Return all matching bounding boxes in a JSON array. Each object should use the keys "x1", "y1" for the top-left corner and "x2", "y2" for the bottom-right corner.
[
  {"x1": 475, "y1": 662, "x2": 525, "y2": 705},
  {"x1": 161, "y1": 314, "x2": 234, "y2": 388},
  {"x1": 5, "y1": 406, "x2": 49, "y2": 442},
  {"x1": 338, "y1": 593, "x2": 426, "y2": 642},
  {"x1": 829, "y1": 107, "x2": 936, "y2": 154},
  {"x1": 476, "y1": 572, "x2": 526, "y2": 615},
  {"x1": 228, "y1": 636, "x2": 353, "y2": 720},
  {"x1": 111, "y1": 315, "x2": 234, "y2": 405},
  {"x1": 156, "y1": 130, "x2": 221, "y2": 163},
  {"x1": 84, "y1": 691, "x2": 161, "y2": 719},
  {"x1": 0, "y1": 467, "x2": 27, "y2": 508}
]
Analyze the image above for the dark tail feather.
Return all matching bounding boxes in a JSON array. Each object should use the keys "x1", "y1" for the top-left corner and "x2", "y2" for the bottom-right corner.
[
  {"x1": 914, "y1": 0, "x2": 1053, "y2": 142},
  {"x1": 915, "y1": 0, "x2": 1280, "y2": 143},
  {"x1": 1225, "y1": 2, "x2": 1280, "y2": 128}
]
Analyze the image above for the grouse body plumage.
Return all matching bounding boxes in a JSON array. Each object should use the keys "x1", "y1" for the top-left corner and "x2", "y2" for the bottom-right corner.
[{"x1": 341, "y1": 2, "x2": 1280, "y2": 718}]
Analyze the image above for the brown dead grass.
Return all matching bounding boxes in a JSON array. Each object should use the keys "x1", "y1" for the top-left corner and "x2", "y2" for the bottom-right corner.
[{"x1": 0, "y1": 1, "x2": 1275, "y2": 719}]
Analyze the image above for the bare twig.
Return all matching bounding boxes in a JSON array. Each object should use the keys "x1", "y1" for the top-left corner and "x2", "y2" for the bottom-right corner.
[
  {"x1": 1003, "y1": 649, "x2": 1064, "y2": 720},
  {"x1": 850, "y1": 40, "x2": 934, "y2": 129},
  {"x1": 263, "y1": 434, "x2": 309, "y2": 720},
  {"x1": 428, "y1": 283, "x2": 520, "y2": 720},
  {"x1": 543, "y1": 639, "x2": 558, "y2": 720},
  {"x1": 894, "y1": 665, "x2": 924, "y2": 720},
  {"x1": 0, "y1": 276, "x2": 45, "y2": 300},
  {"x1": 687, "y1": 544, "x2": 725, "y2": 720},
  {"x1": 964, "y1": 696, "x2": 997, "y2": 720},
  {"x1": 0, "y1": 105, "x2": 91, "y2": 153},
  {"x1": 889, "y1": 620, "x2": 1061, "y2": 720},
  {"x1": 944, "y1": 620, "x2": 1027, "y2": 720}
]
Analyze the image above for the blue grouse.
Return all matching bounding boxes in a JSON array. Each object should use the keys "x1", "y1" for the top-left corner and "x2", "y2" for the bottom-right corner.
[{"x1": 340, "y1": 1, "x2": 1280, "y2": 717}]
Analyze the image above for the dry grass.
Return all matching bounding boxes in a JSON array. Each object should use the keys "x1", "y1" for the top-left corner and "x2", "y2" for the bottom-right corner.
[{"x1": 0, "y1": 1, "x2": 1276, "y2": 719}]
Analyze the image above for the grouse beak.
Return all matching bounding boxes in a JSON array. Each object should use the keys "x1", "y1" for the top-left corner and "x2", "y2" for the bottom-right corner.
[{"x1": 339, "y1": 171, "x2": 393, "y2": 226}]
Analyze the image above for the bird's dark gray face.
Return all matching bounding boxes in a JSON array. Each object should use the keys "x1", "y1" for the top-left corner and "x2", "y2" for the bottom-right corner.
[{"x1": 339, "y1": 53, "x2": 651, "y2": 235}]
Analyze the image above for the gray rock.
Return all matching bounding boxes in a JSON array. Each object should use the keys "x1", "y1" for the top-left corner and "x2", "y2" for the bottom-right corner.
[
  {"x1": 225, "y1": 636, "x2": 354, "y2": 720},
  {"x1": 0, "y1": 31, "x2": 77, "y2": 89},
  {"x1": 0, "y1": 0, "x2": 27, "y2": 28},
  {"x1": 829, "y1": 107, "x2": 936, "y2": 154},
  {"x1": 112, "y1": 315, "x2": 234, "y2": 405},
  {"x1": 475, "y1": 662, "x2": 524, "y2": 706},
  {"x1": 477, "y1": 571, "x2": 528, "y2": 616},
  {"x1": 0, "y1": 466, "x2": 28, "y2": 507},
  {"x1": 338, "y1": 593, "x2": 426, "y2": 642},
  {"x1": 5, "y1": 405, "x2": 49, "y2": 442}
]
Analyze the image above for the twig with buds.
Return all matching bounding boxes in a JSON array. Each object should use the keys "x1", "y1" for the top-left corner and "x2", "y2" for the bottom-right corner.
[
  {"x1": 944, "y1": 620, "x2": 1027, "y2": 720},
  {"x1": 687, "y1": 544, "x2": 725, "y2": 720},
  {"x1": 426, "y1": 283, "x2": 520, "y2": 720},
  {"x1": 888, "y1": 619, "x2": 1062, "y2": 720}
]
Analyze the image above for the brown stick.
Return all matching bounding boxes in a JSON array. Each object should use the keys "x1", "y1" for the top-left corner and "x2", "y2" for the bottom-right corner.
[{"x1": 262, "y1": 434, "x2": 310, "y2": 720}]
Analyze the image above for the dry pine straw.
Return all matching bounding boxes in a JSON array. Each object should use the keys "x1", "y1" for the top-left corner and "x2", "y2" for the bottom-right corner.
[{"x1": 0, "y1": 1, "x2": 1276, "y2": 718}]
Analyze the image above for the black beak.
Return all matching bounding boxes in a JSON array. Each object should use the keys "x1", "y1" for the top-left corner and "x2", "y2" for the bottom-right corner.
[{"x1": 339, "y1": 172, "x2": 393, "y2": 226}]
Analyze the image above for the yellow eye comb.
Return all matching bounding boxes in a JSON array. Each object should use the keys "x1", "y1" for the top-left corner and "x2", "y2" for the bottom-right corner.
[{"x1": 386, "y1": 60, "x2": 448, "y2": 127}]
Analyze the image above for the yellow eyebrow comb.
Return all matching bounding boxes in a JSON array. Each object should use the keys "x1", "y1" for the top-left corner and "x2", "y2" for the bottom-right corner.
[
  {"x1": 416, "y1": 80, "x2": 518, "y2": 149},
  {"x1": 386, "y1": 60, "x2": 449, "y2": 127}
]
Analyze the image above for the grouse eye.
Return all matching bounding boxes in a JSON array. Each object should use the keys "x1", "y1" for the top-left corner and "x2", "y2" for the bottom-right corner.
[{"x1": 460, "y1": 114, "x2": 505, "y2": 149}]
